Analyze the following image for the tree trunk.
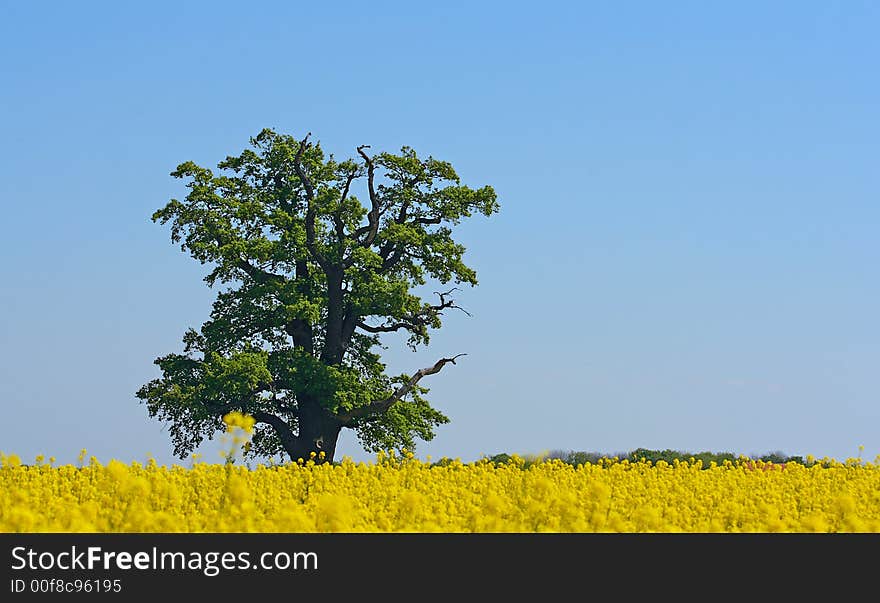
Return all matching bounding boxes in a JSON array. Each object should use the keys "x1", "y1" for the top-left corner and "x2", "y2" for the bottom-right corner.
[
  {"x1": 321, "y1": 269, "x2": 345, "y2": 365},
  {"x1": 284, "y1": 403, "x2": 342, "y2": 464}
]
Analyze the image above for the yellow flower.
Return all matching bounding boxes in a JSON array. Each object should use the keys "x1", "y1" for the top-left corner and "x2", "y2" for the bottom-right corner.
[{"x1": 222, "y1": 411, "x2": 256, "y2": 434}]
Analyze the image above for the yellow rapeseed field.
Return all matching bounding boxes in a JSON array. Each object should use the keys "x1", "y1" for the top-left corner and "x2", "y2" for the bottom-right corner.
[
  {"x1": 3, "y1": 452, "x2": 880, "y2": 533},
  {"x1": 3, "y1": 414, "x2": 878, "y2": 533}
]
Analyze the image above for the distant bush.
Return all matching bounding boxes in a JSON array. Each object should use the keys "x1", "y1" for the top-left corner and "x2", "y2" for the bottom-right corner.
[
  {"x1": 485, "y1": 453, "x2": 513, "y2": 466},
  {"x1": 757, "y1": 450, "x2": 800, "y2": 464}
]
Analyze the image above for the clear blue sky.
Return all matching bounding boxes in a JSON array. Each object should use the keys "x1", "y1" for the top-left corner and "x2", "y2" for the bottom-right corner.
[{"x1": 1, "y1": 1, "x2": 877, "y2": 466}]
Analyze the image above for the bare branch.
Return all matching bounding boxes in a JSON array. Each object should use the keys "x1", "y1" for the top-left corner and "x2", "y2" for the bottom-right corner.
[
  {"x1": 336, "y1": 354, "x2": 466, "y2": 424},
  {"x1": 355, "y1": 288, "x2": 470, "y2": 337},
  {"x1": 354, "y1": 144, "x2": 381, "y2": 251},
  {"x1": 433, "y1": 288, "x2": 472, "y2": 317},
  {"x1": 356, "y1": 320, "x2": 418, "y2": 334}
]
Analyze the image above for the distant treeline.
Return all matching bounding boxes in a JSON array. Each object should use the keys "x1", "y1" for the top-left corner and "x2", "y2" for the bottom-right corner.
[{"x1": 471, "y1": 448, "x2": 818, "y2": 469}]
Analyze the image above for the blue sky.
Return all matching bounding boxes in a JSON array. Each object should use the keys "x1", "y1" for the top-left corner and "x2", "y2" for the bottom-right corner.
[{"x1": 1, "y1": 1, "x2": 877, "y2": 466}]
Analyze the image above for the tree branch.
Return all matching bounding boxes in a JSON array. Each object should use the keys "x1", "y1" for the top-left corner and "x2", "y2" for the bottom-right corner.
[
  {"x1": 203, "y1": 400, "x2": 240, "y2": 416},
  {"x1": 354, "y1": 145, "x2": 381, "y2": 251},
  {"x1": 376, "y1": 208, "x2": 443, "y2": 273},
  {"x1": 293, "y1": 134, "x2": 315, "y2": 199},
  {"x1": 356, "y1": 321, "x2": 417, "y2": 334},
  {"x1": 335, "y1": 169, "x2": 358, "y2": 240},
  {"x1": 431, "y1": 288, "x2": 472, "y2": 317},
  {"x1": 294, "y1": 133, "x2": 331, "y2": 271},
  {"x1": 285, "y1": 319, "x2": 313, "y2": 353},
  {"x1": 356, "y1": 288, "x2": 470, "y2": 336},
  {"x1": 380, "y1": 245, "x2": 406, "y2": 271},
  {"x1": 200, "y1": 377, "x2": 279, "y2": 418},
  {"x1": 251, "y1": 411, "x2": 300, "y2": 449},
  {"x1": 336, "y1": 354, "x2": 466, "y2": 424},
  {"x1": 236, "y1": 259, "x2": 284, "y2": 284}
]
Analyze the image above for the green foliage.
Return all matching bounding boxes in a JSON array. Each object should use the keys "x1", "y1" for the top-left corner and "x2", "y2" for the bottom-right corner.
[{"x1": 137, "y1": 129, "x2": 498, "y2": 461}]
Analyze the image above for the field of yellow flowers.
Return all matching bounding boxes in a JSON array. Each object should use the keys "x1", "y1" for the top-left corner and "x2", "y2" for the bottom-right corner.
[
  {"x1": 3, "y1": 413, "x2": 878, "y2": 533},
  {"x1": 2, "y1": 450, "x2": 879, "y2": 533}
]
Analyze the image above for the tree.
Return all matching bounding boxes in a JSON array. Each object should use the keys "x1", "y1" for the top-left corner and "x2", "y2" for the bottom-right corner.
[{"x1": 136, "y1": 129, "x2": 498, "y2": 463}]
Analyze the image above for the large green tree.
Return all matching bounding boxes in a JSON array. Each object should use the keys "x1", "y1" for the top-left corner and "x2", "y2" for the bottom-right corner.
[{"x1": 136, "y1": 129, "x2": 498, "y2": 463}]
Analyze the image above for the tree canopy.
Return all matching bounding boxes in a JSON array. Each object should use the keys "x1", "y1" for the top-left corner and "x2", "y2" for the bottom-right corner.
[{"x1": 136, "y1": 129, "x2": 498, "y2": 462}]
